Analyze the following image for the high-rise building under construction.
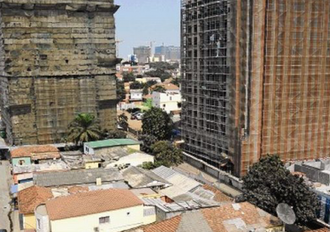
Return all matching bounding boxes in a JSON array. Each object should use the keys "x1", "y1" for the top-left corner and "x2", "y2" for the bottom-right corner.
[
  {"x1": 0, "y1": 0, "x2": 119, "y2": 145},
  {"x1": 181, "y1": 0, "x2": 330, "y2": 177}
]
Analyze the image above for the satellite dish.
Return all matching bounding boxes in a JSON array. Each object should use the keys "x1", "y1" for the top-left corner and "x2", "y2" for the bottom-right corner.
[{"x1": 276, "y1": 203, "x2": 296, "y2": 225}]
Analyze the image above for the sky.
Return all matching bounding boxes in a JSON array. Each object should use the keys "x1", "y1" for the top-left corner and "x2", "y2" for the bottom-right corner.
[{"x1": 115, "y1": 0, "x2": 181, "y2": 59}]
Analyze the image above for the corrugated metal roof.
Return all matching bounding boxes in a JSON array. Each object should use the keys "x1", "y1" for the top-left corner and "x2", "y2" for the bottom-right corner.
[
  {"x1": 122, "y1": 166, "x2": 170, "y2": 188},
  {"x1": 34, "y1": 168, "x2": 124, "y2": 187},
  {"x1": 153, "y1": 166, "x2": 201, "y2": 198},
  {"x1": 84, "y1": 139, "x2": 140, "y2": 149},
  {"x1": 142, "y1": 195, "x2": 218, "y2": 213}
]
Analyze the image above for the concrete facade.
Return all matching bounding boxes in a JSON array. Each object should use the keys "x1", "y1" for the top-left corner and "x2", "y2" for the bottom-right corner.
[
  {"x1": 152, "y1": 91, "x2": 182, "y2": 114},
  {"x1": 0, "y1": 0, "x2": 119, "y2": 145}
]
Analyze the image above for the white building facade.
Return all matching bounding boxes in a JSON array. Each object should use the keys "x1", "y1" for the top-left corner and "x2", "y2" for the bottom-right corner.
[
  {"x1": 130, "y1": 89, "x2": 143, "y2": 101},
  {"x1": 152, "y1": 89, "x2": 181, "y2": 114}
]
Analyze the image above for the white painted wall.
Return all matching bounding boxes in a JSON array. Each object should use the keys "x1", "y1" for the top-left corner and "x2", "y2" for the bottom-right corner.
[
  {"x1": 84, "y1": 145, "x2": 95, "y2": 155},
  {"x1": 130, "y1": 90, "x2": 143, "y2": 101},
  {"x1": 107, "y1": 153, "x2": 154, "y2": 168},
  {"x1": 50, "y1": 205, "x2": 144, "y2": 232},
  {"x1": 152, "y1": 91, "x2": 181, "y2": 114}
]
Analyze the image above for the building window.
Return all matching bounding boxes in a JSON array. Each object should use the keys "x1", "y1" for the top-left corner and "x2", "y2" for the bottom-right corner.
[
  {"x1": 37, "y1": 219, "x2": 41, "y2": 229},
  {"x1": 18, "y1": 160, "x2": 25, "y2": 165},
  {"x1": 99, "y1": 216, "x2": 110, "y2": 224}
]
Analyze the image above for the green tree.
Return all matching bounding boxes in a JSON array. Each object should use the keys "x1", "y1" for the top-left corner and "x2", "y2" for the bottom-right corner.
[
  {"x1": 142, "y1": 107, "x2": 173, "y2": 140},
  {"x1": 123, "y1": 72, "x2": 136, "y2": 82},
  {"x1": 67, "y1": 113, "x2": 103, "y2": 145},
  {"x1": 171, "y1": 78, "x2": 181, "y2": 87},
  {"x1": 116, "y1": 80, "x2": 126, "y2": 101},
  {"x1": 150, "y1": 62, "x2": 179, "y2": 70},
  {"x1": 151, "y1": 141, "x2": 183, "y2": 167},
  {"x1": 145, "y1": 69, "x2": 172, "y2": 82},
  {"x1": 106, "y1": 130, "x2": 127, "y2": 139},
  {"x1": 143, "y1": 99, "x2": 153, "y2": 109},
  {"x1": 242, "y1": 155, "x2": 320, "y2": 226},
  {"x1": 130, "y1": 81, "x2": 144, "y2": 90},
  {"x1": 152, "y1": 85, "x2": 166, "y2": 93},
  {"x1": 138, "y1": 134, "x2": 158, "y2": 153},
  {"x1": 143, "y1": 80, "x2": 157, "y2": 95},
  {"x1": 118, "y1": 113, "x2": 128, "y2": 131}
]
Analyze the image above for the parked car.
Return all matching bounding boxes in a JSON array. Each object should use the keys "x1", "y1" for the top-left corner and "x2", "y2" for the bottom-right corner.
[
  {"x1": 0, "y1": 229, "x2": 7, "y2": 232},
  {"x1": 130, "y1": 111, "x2": 141, "y2": 120},
  {"x1": 135, "y1": 113, "x2": 144, "y2": 120}
]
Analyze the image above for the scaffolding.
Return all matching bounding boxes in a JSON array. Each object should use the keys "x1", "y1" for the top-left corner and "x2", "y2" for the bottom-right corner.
[
  {"x1": 0, "y1": 0, "x2": 119, "y2": 145},
  {"x1": 182, "y1": 0, "x2": 330, "y2": 177},
  {"x1": 181, "y1": 0, "x2": 231, "y2": 170}
]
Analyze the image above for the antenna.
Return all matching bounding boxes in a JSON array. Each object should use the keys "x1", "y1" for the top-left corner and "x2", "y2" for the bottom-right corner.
[{"x1": 276, "y1": 203, "x2": 296, "y2": 231}]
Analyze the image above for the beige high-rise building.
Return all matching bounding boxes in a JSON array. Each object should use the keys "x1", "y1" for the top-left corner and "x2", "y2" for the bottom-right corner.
[
  {"x1": 181, "y1": 0, "x2": 330, "y2": 177},
  {"x1": 0, "y1": 0, "x2": 120, "y2": 145}
]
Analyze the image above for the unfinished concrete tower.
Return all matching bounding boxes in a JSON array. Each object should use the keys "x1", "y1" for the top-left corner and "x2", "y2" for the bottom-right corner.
[
  {"x1": 0, "y1": 0, "x2": 119, "y2": 145},
  {"x1": 182, "y1": 0, "x2": 330, "y2": 177}
]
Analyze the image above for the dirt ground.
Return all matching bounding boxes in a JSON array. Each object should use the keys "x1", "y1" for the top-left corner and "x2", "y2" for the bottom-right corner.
[{"x1": 117, "y1": 110, "x2": 142, "y2": 132}]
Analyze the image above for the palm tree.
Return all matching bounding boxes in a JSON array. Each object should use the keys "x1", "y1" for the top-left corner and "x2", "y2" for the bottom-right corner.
[{"x1": 67, "y1": 113, "x2": 103, "y2": 145}]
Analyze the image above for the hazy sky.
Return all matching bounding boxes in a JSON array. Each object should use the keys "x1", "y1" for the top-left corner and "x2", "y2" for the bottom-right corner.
[{"x1": 115, "y1": 0, "x2": 181, "y2": 58}]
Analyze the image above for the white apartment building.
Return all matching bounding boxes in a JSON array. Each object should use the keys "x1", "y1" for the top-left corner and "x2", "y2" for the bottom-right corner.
[{"x1": 152, "y1": 83, "x2": 181, "y2": 114}]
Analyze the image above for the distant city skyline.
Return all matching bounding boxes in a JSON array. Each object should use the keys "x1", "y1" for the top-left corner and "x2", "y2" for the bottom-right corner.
[{"x1": 115, "y1": 0, "x2": 180, "y2": 59}]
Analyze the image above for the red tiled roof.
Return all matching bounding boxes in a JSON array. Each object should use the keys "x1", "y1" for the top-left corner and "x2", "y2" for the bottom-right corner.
[
  {"x1": 11, "y1": 145, "x2": 60, "y2": 160},
  {"x1": 202, "y1": 202, "x2": 281, "y2": 232},
  {"x1": 18, "y1": 186, "x2": 53, "y2": 214},
  {"x1": 143, "y1": 215, "x2": 182, "y2": 232},
  {"x1": 152, "y1": 83, "x2": 179, "y2": 91},
  {"x1": 139, "y1": 202, "x2": 282, "y2": 232},
  {"x1": 46, "y1": 189, "x2": 143, "y2": 220}
]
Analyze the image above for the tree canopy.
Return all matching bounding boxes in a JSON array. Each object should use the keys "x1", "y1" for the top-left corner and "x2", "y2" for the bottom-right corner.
[
  {"x1": 144, "y1": 69, "x2": 172, "y2": 82},
  {"x1": 149, "y1": 62, "x2": 179, "y2": 70},
  {"x1": 118, "y1": 113, "x2": 128, "y2": 131},
  {"x1": 142, "y1": 141, "x2": 183, "y2": 169},
  {"x1": 242, "y1": 155, "x2": 320, "y2": 226},
  {"x1": 151, "y1": 141, "x2": 183, "y2": 167},
  {"x1": 138, "y1": 134, "x2": 158, "y2": 154},
  {"x1": 67, "y1": 113, "x2": 103, "y2": 145},
  {"x1": 130, "y1": 81, "x2": 144, "y2": 90},
  {"x1": 152, "y1": 85, "x2": 166, "y2": 93},
  {"x1": 123, "y1": 72, "x2": 136, "y2": 82},
  {"x1": 142, "y1": 107, "x2": 173, "y2": 140},
  {"x1": 116, "y1": 80, "x2": 126, "y2": 101}
]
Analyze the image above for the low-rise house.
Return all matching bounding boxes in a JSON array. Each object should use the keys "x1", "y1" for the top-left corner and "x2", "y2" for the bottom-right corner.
[
  {"x1": 11, "y1": 145, "x2": 60, "y2": 166},
  {"x1": 18, "y1": 186, "x2": 53, "y2": 231},
  {"x1": 34, "y1": 168, "x2": 124, "y2": 188},
  {"x1": 11, "y1": 146, "x2": 63, "y2": 191},
  {"x1": 106, "y1": 152, "x2": 154, "y2": 169},
  {"x1": 84, "y1": 139, "x2": 141, "y2": 156},
  {"x1": 12, "y1": 160, "x2": 70, "y2": 192},
  {"x1": 83, "y1": 154, "x2": 103, "y2": 169},
  {"x1": 35, "y1": 189, "x2": 145, "y2": 232},
  {"x1": 122, "y1": 166, "x2": 170, "y2": 190},
  {"x1": 130, "y1": 202, "x2": 283, "y2": 232},
  {"x1": 152, "y1": 83, "x2": 181, "y2": 114},
  {"x1": 130, "y1": 89, "x2": 143, "y2": 101}
]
